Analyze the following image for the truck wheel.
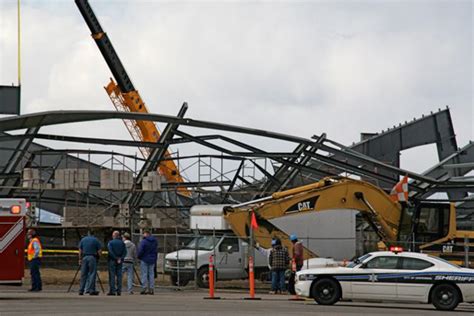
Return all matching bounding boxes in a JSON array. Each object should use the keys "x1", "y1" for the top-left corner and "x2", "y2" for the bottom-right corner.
[
  {"x1": 170, "y1": 275, "x2": 190, "y2": 287},
  {"x1": 197, "y1": 267, "x2": 210, "y2": 288},
  {"x1": 431, "y1": 283, "x2": 460, "y2": 311},
  {"x1": 311, "y1": 278, "x2": 341, "y2": 305}
]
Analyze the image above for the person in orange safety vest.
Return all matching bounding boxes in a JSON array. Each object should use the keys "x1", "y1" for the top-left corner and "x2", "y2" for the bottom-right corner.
[{"x1": 27, "y1": 229, "x2": 43, "y2": 292}]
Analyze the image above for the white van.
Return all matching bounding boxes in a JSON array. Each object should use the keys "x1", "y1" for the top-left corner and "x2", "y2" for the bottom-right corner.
[{"x1": 164, "y1": 205, "x2": 267, "y2": 287}]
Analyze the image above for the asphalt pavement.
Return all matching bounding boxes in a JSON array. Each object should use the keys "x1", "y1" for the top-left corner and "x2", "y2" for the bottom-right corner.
[{"x1": 1, "y1": 285, "x2": 473, "y2": 316}]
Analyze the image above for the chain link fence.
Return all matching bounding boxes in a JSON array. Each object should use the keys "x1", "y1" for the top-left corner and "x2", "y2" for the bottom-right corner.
[{"x1": 36, "y1": 231, "x2": 472, "y2": 290}]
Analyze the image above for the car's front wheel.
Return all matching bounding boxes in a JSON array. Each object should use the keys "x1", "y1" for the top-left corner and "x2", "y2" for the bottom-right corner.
[
  {"x1": 431, "y1": 283, "x2": 460, "y2": 311},
  {"x1": 311, "y1": 278, "x2": 341, "y2": 305}
]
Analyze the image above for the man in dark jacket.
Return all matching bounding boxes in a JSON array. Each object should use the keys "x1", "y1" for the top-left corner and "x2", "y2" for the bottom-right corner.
[
  {"x1": 78, "y1": 232, "x2": 102, "y2": 296},
  {"x1": 269, "y1": 238, "x2": 289, "y2": 294},
  {"x1": 107, "y1": 230, "x2": 126, "y2": 295},
  {"x1": 137, "y1": 230, "x2": 158, "y2": 295}
]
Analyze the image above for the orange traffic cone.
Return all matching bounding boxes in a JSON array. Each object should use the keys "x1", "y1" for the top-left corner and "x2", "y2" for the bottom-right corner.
[
  {"x1": 204, "y1": 255, "x2": 220, "y2": 300},
  {"x1": 244, "y1": 256, "x2": 261, "y2": 300}
]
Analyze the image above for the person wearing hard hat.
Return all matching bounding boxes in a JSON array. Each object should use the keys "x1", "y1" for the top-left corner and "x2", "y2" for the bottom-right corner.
[
  {"x1": 27, "y1": 229, "x2": 43, "y2": 292},
  {"x1": 268, "y1": 238, "x2": 289, "y2": 294},
  {"x1": 290, "y1": 234, "x2": 304, "y2": 271}
]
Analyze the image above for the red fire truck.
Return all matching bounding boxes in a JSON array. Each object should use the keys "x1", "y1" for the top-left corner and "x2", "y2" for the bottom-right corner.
[{"x1": 0, "y1": 199, "x2": 27, "y2": 284}]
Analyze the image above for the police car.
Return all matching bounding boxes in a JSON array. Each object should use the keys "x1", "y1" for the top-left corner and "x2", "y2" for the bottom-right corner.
[{"x1": 295, "y1": 249, "x2": 474, "y2": 311}]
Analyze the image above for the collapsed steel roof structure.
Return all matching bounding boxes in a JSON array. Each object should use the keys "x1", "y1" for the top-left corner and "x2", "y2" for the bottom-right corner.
[{"x1": 0, "y1": 107, "x2": 472, "y2": 225}]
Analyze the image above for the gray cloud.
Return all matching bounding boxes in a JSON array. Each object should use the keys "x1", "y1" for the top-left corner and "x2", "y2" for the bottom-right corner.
[{"x1": 0, "y1": 0, "x2": 472, "y2": 175}]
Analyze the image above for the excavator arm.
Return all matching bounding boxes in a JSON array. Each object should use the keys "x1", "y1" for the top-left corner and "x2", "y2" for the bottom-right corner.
[
  {"x1": 75, "y1": 0, "x2": 190, "y2": 196},
  {"x1": 224, "y1": 177, "x2": 402, "y2": 260}
]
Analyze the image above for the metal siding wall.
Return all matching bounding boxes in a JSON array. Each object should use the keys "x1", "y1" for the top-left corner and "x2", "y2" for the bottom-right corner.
[{"x1": 0, "y1": 86, "x2": 20, "y2": 115}]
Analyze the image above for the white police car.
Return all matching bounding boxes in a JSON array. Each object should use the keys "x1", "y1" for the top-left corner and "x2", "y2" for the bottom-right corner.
[{"x1": 295, "y1": 249, "x2": 474, "y2": 311}]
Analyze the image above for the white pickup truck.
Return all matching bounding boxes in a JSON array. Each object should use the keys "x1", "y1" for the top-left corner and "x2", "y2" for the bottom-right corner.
[{"x1": 164, "y1": 205, "x2": 268, "y2": 287}]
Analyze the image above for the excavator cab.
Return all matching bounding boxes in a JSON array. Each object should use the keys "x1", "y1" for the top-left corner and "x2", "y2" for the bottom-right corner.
[
  {"x1": 398, "y1": 202, "x2": 474, "y2": 267},
  {"x1": 397, "y1": 202, "x2": 451, "y2": 250},
  {"x1": 412, "y1": 203, "x2": 451, "y2": 247}
]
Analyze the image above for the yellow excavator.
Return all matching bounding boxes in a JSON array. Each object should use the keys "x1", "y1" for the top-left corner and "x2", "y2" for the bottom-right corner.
[
  {"x1": 223, "y1": 177, "x2": 473, "y2": 267},
  {"x1": 75, "y1": 0, "x2": 190, "y2": 196}
]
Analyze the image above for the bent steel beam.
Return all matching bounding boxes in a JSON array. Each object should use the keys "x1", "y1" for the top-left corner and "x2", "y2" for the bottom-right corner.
[
  {"x1": 412, "y1": 142, "x2": 474, "y2": 199},
  {"x1": 307, "y1": 108, "x2": 458, "y2": 188},
  {"x1": 125, "y1": 103, "x2": 188, "y2": 208},
  {"x1": 0, "y1": 126, "x2": 40, "y2": 196},
  {"x1": 0, "y1": 110, "x2": 313, "y2": 145}
]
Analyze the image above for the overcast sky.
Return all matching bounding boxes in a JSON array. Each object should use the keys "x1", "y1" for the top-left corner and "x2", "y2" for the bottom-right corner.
[{"x1": 0, "y1": 0, "x2": 472, "y2": 176}]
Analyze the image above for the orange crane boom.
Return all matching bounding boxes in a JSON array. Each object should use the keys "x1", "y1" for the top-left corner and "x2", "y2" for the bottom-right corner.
[{"x1": 75, "y1": 0, "x2": 190, "y2": 196}]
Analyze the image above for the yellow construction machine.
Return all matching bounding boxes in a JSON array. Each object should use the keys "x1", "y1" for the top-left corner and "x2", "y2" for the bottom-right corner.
[{"x1": 223, "y1": 177, "x2": 474, "y2": 267}]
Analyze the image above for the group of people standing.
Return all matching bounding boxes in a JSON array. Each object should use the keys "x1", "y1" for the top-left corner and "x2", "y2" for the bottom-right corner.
[
  {"x1": 78, "y1": 229, "x2": 157, "y2": 296},
  {"x1": 27, "y1": 228, "x2": 304, "y2": 296},
  {"x1": 259, "y1": 233, "x2": 303, "y2": 294}
]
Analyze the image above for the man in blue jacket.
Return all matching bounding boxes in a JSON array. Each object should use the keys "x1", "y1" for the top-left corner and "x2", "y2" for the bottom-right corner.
[
  {"x1": 107, "y1": 230, "x2": 126, "y2": 296},
  {"x1": 78, "y1": 232, "x2": 102, "y2": 296},
  {"x1": 137, "y1": 230, "x2": 158, "y2": 295}
]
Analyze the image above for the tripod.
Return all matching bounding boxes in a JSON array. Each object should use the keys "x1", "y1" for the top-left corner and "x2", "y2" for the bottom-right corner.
[
  {"x1": 67, "y1": 262, "x2": 105, "y2": 293},
  {"x1": 133, "y1": 264, "x2": 142, "y2": 287}
]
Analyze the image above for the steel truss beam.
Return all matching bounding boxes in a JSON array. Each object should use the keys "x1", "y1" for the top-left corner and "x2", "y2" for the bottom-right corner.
[
  {"x1": 0, "y1": 133, "x2": 165, "y2": 149},
  {"x1": 174, "y1": 130, "x2": 333, "y2": 197},
  {"x1": 0, "y1": 108, "x2": 471, "y2": 220},
  {"x1": 305, "y1": 108, "x2": 458, "y2": 189},
  {"x1": 0, "y1": 126, "x2": 40, "y2": 196},
  {"x1": 412, "y1": 142, "x2": 474, "y2": 199},
  {"x1": 125, "y1": 103, "x2": 188, "y2": 209},
  {"x1": 0, "y1": 110, "x2": 312, "y2": 145}
]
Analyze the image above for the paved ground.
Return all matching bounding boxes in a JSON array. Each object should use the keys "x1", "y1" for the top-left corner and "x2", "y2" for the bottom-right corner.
[{"x1": 1, "y1": 285, "x2": 473, "y2": 316}]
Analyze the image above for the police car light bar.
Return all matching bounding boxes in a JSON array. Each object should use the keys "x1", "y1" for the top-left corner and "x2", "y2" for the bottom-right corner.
[{"x1": 390, "y1": 246, "x2": 403, "y2": 253}]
